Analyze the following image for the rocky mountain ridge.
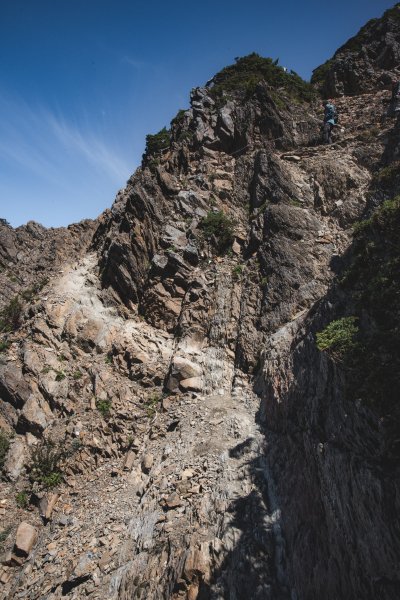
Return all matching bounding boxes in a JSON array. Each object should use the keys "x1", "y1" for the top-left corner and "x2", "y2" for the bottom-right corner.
[
  {"x1": 312, "y1": 2, "x2": 400, "y2": 96},
  {"x1": 1, "y1": 4, "x2": 400, "y2": 599}
]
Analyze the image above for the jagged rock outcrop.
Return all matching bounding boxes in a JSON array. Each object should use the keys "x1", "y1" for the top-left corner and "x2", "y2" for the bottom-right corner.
[
  {"x1": 1, "y1": 5, "x2": 400, "y2": 599},
  {"x1": 312, "y1": 3, "x2": 400, "y2": 97}
]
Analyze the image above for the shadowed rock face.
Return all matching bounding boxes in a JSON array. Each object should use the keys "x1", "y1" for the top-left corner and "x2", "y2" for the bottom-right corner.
[
  {"x1": 1, "y1": 6, "x2": 400, "y2": 599},
  {"x1": 312, "y1": 3, "x2": 400, "y2": 97}
]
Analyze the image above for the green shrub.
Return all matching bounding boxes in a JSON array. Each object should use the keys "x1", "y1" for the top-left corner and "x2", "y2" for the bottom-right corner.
[
  {"x1": 41, "y1": 472, "x2": 62, "y2": 488},
  {"x1": 352, "y1": 217, "x2": 372, "y2": 237},
  {"x1": 289, "y1": 198, "x2": 302, "y2": 207},
  {"x1": 178, "y1": 129, "x2": 194, "y2": 143},
  {"x1": 0, "y1": 297, "x2": 23, "y2": 332},
  {"x1": 97, "y1": 399, "x2": 112, "y2": 418},
  {"x1": 145, "y1": 127, "x2": 171, "y2": 156},
  {"x1": 55, "y1": 370, "x2": 66, "y2": 382},
  {"x1": 210, "y1": 53, "x2": 316, "y2": 104},
  {"x1": 316, "y1": 317, "x2": 359, "y2": 359},
  {"x1": 0, "y1": 340, "x2": 10, "y2": 353},
  {"x1": 199, "y1": 210, "x2": 235, "y2": 254},
  {"x1": 311, "y1": 59, "x2": 334, "y2": 86},
  {"x1": 16, "y1": 491, "x2": 29, "y2": 508},
  {"x1": 72, "y1": 370, "x2": 83, "y2": 380},
  {"x1": 0, "y1": 429, "x2": 10, "y2": 470},
  {"x1": 372, "y1": 163, "x2": 400, "y2": 187},
  {"x1": 352, "y1": 197, "x2": 400, "y2": 240},
  {"x1": 232, "y1": 264, "x2": 243, "y2": 280},
  {"x1": 171, "y1": 109, "x2": 186, "y2": 125},
  {"x1": 145, "y1": 393, "x2": 160, "y2": 418},
  {"x1": 30, "y1": 439, "x2": 65, "y2": 489}
]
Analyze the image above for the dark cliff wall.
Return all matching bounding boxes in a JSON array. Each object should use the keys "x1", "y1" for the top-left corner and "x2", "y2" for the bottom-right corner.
[{"x1": 257, "y1": 90, "x2": 400, "y2": 600}]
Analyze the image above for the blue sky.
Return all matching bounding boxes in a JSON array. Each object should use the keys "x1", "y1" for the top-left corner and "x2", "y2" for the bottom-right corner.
[{"x1": 0, "y1": 0, "x2": 394, "y2": 228}]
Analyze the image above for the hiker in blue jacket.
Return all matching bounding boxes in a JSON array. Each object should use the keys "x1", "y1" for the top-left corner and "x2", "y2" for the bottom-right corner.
[
  {"x1": 322, "y1": 100, "x2": 337, "y2": 144},
  {"x1": 388, "y1": 80, "x2": 400, "y2": 117}
]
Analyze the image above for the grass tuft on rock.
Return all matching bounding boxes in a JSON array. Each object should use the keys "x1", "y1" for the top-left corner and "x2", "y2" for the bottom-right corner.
[{"x1": 29, "y1": 439, "x2": 66, "y2": 489}]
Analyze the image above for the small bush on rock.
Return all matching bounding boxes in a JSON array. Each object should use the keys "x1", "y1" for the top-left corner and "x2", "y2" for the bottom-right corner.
[
  {"x1": 316, "y1": 317, "x2": 359, "y2": 360},
  {"x1": 55, "y1": 370, "x2": 66, "y2": 382},
  {"x1": 145, "y1": 393, "x2": 161, "y2": 418},
  {"x1": 232, "y1": 265, "x2": 243, "y2": 280},
  {"x1": 30, "y1": 439, "x2": 66, "y2": 489},
  {"x1": 199, "y1": 211, "x2": 235, "y2": 254},
  {"x1": 16, "y1": 491, "x2": 29, "y2": 508},
  {"x1": 96, "y1": 399, "x2": 112, "y2": 418},
  {"x1": 0, "y1": 340, "x2": 10, "y2": 353},
  {"x1": 210, "y1": 53, "x2": 315, "y2": 103},
  {"x1": 145, "y1": 127, "x2": 171, "y2": 156},
  {"x1": 0, "y1": 297, "x2": 23, "y2": 332}
]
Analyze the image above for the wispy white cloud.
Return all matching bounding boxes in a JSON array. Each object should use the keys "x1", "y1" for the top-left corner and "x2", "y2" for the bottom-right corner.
[
  {"x1": 122, "y1": 55, "x2": 148, "y2": 70},
  {"x1": 0, "y1": 91, "x2": 132, "y2": 186},
  {"x1": 46, "y1": 112, "x2": 131, "y2": 182}
]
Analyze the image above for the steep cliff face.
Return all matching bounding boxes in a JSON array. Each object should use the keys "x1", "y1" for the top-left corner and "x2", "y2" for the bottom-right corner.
[
  {"x1": 1, "y1": 6, "x2": 400, "y2": 600},
  {"x1": 256, "y1": 127, "x2": 400, "y2": 600}
]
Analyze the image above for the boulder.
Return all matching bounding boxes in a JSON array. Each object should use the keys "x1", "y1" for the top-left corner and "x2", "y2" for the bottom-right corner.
[
  {"x1": 0, "y1": 365, "x2": 31, "y2": 409},
  {"x1": 17, "y1": 394, "x2": 52, "y2": 436},
  {"x1": 167, "y1": 356, "x2": 203, "y2": 392},
  {"x1": 124, "y1": 451, "x2": 136, "y2": 471},
  {"x1": 156, "y1": 168, "x2": 180, "y2": 195},
  {"x1": 14, "y1": 522, "x2": 38, "y2": 558},
  {"x1": 164, "y1": 491, "x2": 182, "y2": 509},
  {"x1": 179, "y1": 377, "x2": 203, "y2": 392},
  {"x1": 3, "y1": 436, "x2": 27, "y2": 481},
  {"x1": 161, "y1": 224, "x2": 187, "y2": 249},
  {"x1": 152, "y1": 253, "x2": 168, "y2": 272},
  {"x1": 141, "y1": 453, "x2": 154, "y2": 473}
]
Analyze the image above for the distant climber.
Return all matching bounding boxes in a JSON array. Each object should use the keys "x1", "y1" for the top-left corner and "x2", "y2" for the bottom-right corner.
[
  {"x1": 388, "y1": 79, "x2": 400, "y2": 117},
  {"x1": 321, "y1": 100, "x2": 337, "y2": 144}
]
